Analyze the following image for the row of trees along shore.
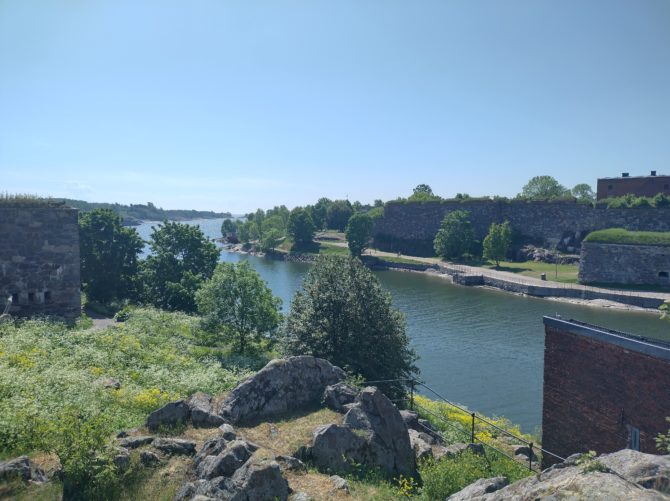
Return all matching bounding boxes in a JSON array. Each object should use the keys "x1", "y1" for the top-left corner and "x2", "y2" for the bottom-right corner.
[{"x1": 79, "y1": 208, "x2": 417, "y2": 398}]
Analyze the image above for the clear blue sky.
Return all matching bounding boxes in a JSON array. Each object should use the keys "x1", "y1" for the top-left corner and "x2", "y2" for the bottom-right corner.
[{"x1": 1, "y1": 1, "x2": 669, "y2": 213}]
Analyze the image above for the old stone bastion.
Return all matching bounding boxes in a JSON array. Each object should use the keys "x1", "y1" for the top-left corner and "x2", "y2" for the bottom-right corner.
[{"x1": 373, "y1": 200, "x2": 670, "y2": 256}]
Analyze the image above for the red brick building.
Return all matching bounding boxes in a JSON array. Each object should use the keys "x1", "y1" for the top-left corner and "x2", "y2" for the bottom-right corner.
[
  {"x1": 542, "y1": 316, "x2": 670, "y2": 466},
  {"x1": 597, "y1": 171, "x2": 670, "y2": 200}
]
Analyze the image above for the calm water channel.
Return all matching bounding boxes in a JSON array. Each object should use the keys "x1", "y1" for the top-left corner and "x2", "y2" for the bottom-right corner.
[{"x1": 137, "y1": 219, "x2": 669, "y2": 433}]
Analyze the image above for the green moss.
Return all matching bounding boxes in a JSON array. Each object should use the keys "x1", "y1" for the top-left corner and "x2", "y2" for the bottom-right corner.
[{"x1": 584, "y1": 228, "x2": 670, "y2": 246}]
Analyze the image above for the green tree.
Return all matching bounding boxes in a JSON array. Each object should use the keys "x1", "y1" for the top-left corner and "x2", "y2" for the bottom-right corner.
[
  {"x1": 326, "y1": 200, "x2": 353, "y2": 231},
  {"x1": 345, "y1": 212, "x2": 373, "y2": 257},
  {"x1": 311, "y1": 198, "x2": 332, "y2": 230},
  {"x1": 141, "y1": 221, "x2": 219, "y2": 312},
  {"x1": 433, "y1": 210, "x2": 475, "y2": 259},
  {"x1": 196, "y1": 261, "x2": 282, "y2": 353},
  {"x1": 261, "y1": 229, "x2": 282, "y2": 253},
  {"x1": 483, "y1": 221, "x2": 512, "y2": 267},
  {"x1": 283, "y1": 256, "x2": 418, "y2": 398},
  {"x1": 288, "y1": 208, "x2": 315, "y2": 247},
  {"x1": 409, "y1": 184, "x2": 441, "y2": 201},
  {"x1": 571, "y1": 183, "x2": 595, "y2": 203},
  {"x1": 221, "y1": 218, "x2": 237, "y2": 238},
  {"x1": 79, "y1": 209, "x2": 144, "y2": 303},
  {"x1": 519, "y1": 176, "x2": 569, "y2": 200},
  {"x1": 236, "y1": 220, "x2": 253, "y2": 243}
]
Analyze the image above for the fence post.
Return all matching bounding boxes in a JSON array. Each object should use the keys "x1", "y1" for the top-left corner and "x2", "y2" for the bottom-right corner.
[
  {"x1": 471, "y1": 413, "x2": 476, "y2": 443},
  {"x1": 529, "y1": 442, "x2": 534, "y2": 471},
  {"x1": 409, "y1": 379, "x2": 415, "y2": 410}
]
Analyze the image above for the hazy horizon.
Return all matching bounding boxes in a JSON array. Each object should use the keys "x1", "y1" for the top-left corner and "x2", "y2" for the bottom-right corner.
[{"x1": 2, "y1": 1, "x2": 669, "y2": 213}]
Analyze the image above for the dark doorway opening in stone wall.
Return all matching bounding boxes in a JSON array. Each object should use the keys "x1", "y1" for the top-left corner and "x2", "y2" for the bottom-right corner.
[
  {"x1": 28, "y1": 292, "x2": 35, "y2": 303},
  {"x1": 659, "y1": 271, "x2": 669, "y2": 280},
  {"x1": 44, "y1": 291, "x2": 51, "y2": 303}
]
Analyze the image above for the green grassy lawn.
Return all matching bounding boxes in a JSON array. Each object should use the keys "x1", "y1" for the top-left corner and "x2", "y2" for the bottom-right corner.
[
  {"x1": 483, "y1": 260, "x2": 579, "y2": 284},
  {"x1": 373, "y1": 255, "x2": 426, "y2": 266}
]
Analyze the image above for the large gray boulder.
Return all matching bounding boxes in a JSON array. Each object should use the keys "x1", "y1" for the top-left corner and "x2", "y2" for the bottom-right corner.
[
  {"x1": 188, "y1": 393, "x2": 225, "y2": 428},
  {"x1": 447, "y1": 476, "x2": 508, "y2": 500},
  {"x1": 599, "y1": 449, "x2": 670, "y2": 493},
  {"x1": 478, "y1": 460, "x2": 670, "y2": 500},
  {"x1": 146, "y1": 400, "x2": 190, "y2": 431},
  {"x1": 196, "y1": 440, "x2": 257, "y2": 480},
  {"x1": 218, "y1": 356, "x2": 345, "y2": 424},
  {"x1": 176, "y1": 458, "x2": 289, "y2": 501},
  {"x1": 307, "y1": 386, "x2": 416, "y2": 479},
  {"x1": 323, "y1": 382, "x2": 359, "y2": 412},
  {"x1": 0, "y1": 456, "x2": 46, "y2": 483}
]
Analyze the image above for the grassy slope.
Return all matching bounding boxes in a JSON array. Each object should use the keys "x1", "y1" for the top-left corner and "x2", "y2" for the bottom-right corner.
[
  {"x1": 0, "y1": 308, "x2": 254, "y2": 459},
  {"x1": 1, "y1": 310, "x2": 534, "y2": 500}
]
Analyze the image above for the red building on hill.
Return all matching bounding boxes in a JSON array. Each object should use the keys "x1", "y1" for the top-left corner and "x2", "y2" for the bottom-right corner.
[{"x1": 597, "y1": 171, "x2": 670, "y2": 200}]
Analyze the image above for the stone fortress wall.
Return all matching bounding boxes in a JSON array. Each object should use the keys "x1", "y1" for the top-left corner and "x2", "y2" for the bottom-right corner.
[
  {"x1": 579, "y1": 242, "x2": 670, "y2": 286},
  {"x1": 373, "y1": 200, "x2": 670, "y2": 256},
  {"x1": 0, "y1": 207, "x2": 81, "y2": 318}
]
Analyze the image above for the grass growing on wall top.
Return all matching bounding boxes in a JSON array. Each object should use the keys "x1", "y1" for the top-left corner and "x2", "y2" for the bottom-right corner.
[{"x1": 584, "y1": 228, "x2": 670, "y2": 247}]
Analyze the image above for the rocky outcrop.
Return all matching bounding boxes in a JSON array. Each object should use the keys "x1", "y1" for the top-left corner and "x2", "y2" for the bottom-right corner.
[
  {"x1": 218, "y1": 356, "x2": 345, "y2": 424},
  {"x1": 188, "y1": 393, "x2": 225, "y2": 428},
  {"x1": 146, "y1": 394, "x2": 225, "y2": 431},
  {"x1": 152, "y1": 438, "x2": 196, "y2": 456},
  {"x1": 323, "y1": 382, "x2": 359, "y2": 412},
  {"x1": 177, "y1": 457, "x2": 289, "y2": 501},
  {"x1": 451, "y1": 449, "x2": 670, "y2": 500},
  {"x1": 118, "y1": 435, "x2": 154, "y2": 449},
  {"x1": 196, "y1": 440, "x2": 257, "y2": 480},
  {"x1": 598, "y1": 449, "x2": 670, "y2": 493},
  {"x1": 146, "y1": 400, "x2": 190, "y2": 431},
  {"x1": 446, "y1": 476, "x2": 508, "y2": 500},
  {"x1": 0, "y1": 456, "x2": 47, "y2": 483},
  {"x1": 305, "y1": 386, "x2": 416, "y2": 479}
]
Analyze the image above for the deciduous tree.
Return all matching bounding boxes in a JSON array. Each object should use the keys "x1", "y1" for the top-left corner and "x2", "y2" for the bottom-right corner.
[
  {"x1": 519, "y1": 176, "x2": 569, "y2": 200},
  {"x1": 79, "y1": 209, "x2": 144, "y2": 303},
  {"x1": 288, "y1": 208, "x2": 315, "y2": 247},
  {"x1": 282, "y1": 256, "x2": 418, "y2": 398},
  {"x1": 196, "y1": 261, "x2": 281, "y2": 353},
  {"x1": 483, "y1": 221, "x2": 512, "y2": 267},
  {"x1": 345, "y1": 213, "x2": 373, "y2": 257},
  {"x1": 326, "y1": 200, "x2": 353, "y2": 231},
  {"x1": 141, "y1": 221, "x2": 219, "y2": 312},
  {"x1": 433, "y1": 210, "x2": 475, "y2": 259}
]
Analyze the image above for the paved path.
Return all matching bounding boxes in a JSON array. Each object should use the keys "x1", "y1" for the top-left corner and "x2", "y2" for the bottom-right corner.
[{"x1": 360, "y1": 247, "x2": 670, "y2": 302}]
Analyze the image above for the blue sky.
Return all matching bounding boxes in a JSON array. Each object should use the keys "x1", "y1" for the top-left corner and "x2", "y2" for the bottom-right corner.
[{"x1": 1, "y1": 1, "x2": 669, "y2": 213}]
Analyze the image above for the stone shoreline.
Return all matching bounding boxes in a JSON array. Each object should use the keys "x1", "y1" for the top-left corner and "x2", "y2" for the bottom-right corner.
[{"x1": 221, "y1": 246, "x2": 667, "y2": 312}]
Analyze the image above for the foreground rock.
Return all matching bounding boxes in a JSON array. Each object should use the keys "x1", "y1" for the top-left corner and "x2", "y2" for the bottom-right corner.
[
  {"x1": 152, "y1": 438, "x2": 196, "y2": 456},
  {"x1": 176, "y1": 457, "x2": 289, "y2": 501},
  {"x1": 146, "y1": 400, "x2": 190, "y2": 431},
  {"x1": 453, "y1": 449, "x2": 670, "y2": 500},
  {"x1": 196, "y1": 440, "x2": 257, "y2": 480},
  {"x1": 306, "y1": 386, "x2": 416, "y2": 479},
  {"x1": 598, "y1": 449, "x2": 670, "y2": 493},
  {"x1": 447, "y1": 476, "x2": 508, "y2": 500},
  {"x1": 188, "y1": 392, "x2": 225, "y2": 428},
  {"x1": 323, "y1": 382, "x2": 359, "y2": 412},
  {"x1": 0, "y1": 456, "x2": 47, "y2": 483},
  {"x1": 218, "y1": 356, "x2": 345, "y2": 424}
]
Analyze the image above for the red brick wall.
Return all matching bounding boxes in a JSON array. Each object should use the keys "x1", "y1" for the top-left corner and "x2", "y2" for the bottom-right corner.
[
  {"x1": 542, "y1": 324, "x2": 670, "y2": 466},
  {"x1": 597, "y1": 176, "x2": 670, "y2": 200}
]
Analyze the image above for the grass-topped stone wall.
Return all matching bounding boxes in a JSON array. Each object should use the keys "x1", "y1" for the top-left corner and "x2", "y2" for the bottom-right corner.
[
  {"x1": 373, "y1": 200, "x2": 670, "y2": 257},
  {"x1": 579, "y1": 229, "x2": 670, "y2": 286}
]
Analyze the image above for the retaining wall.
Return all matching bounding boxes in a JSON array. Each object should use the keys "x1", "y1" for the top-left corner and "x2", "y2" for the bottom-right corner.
[
  {"x1": 373, "y1": 201, "x2": 670, "y2": 256},
  {"x1": 579, "y1": 242, "x2": 670, "y2": 286}
]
